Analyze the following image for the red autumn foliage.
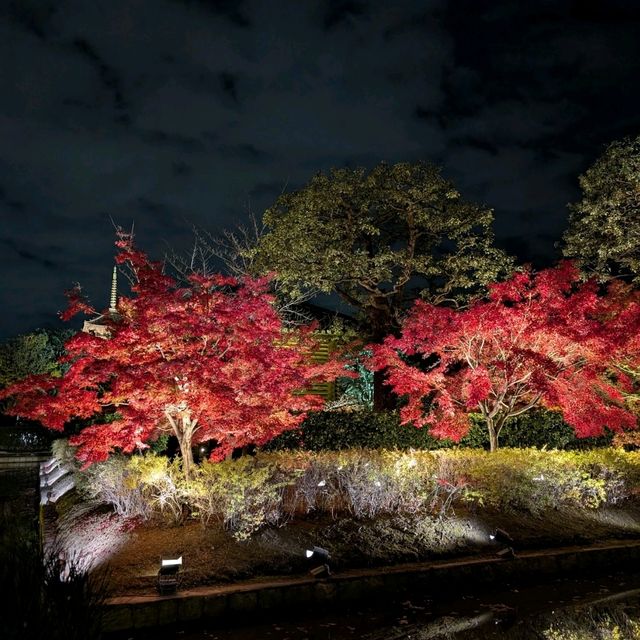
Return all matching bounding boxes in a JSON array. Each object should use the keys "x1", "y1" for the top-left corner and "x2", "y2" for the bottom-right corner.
[
  {"x1": 0, "y1": 235, "x2": 346, "y2": 477},
  {"x1": 59, "y1": 283, "x2": 96, "y2": 321},
  {"x1": 371, "y1": 262, "x2": 639, "y2": 451}
]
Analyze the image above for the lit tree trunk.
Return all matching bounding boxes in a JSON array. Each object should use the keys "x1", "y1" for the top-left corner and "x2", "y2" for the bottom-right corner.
[
  {"x1": 485, "y1": 414, "x2": 506, "y2": 453},
  {"x1": 487, "y1": 420, "x2": 499, "y2": 453},
  {"x1": 165, "y1": 410, "x2": 197, "y2": 480},
  {"x1": 178, "y1": 428, "x2": 195, "y2": 480}
]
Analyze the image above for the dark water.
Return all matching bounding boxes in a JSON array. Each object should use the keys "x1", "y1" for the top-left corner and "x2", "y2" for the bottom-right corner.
[
  {"x1": 116, "y1": 571, "x2": 640, "y2": 640},
  {"x1": 0, "y1": 462, "x2": 39, "y2": 523}
]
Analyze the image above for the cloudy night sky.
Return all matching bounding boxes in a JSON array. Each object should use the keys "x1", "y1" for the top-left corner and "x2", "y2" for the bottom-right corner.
[{"x1": 1, "y1": 0, "x2": 640, "y2": 339}]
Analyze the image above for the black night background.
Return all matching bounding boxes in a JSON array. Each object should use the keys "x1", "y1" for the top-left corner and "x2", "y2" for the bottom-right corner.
[{"x1": 2, "y1": 0, "x2": 640, "y2": 338}]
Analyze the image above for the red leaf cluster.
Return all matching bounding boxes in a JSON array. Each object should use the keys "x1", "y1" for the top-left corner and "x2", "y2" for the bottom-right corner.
[
  {"x1": 59, "y1": 284, "x2": 96, "y2": 321},
  {"x1": 371, "y1": 262, "x2": 639, "y2": 443}
]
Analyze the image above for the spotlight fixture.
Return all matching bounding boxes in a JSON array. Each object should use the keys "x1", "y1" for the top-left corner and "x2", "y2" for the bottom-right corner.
[
  {"x1": 157, "y1": 556, "x2": 183, "y2": 595},
  {"x1": 305, "y1": 546, "x2": 330, "y2": 562},
  {"x1": 305, "y1": 546, "x2": 331, "y2": 577},
  {"x1": 489, "y1": 528, "x2": 513, "y2": 544}
]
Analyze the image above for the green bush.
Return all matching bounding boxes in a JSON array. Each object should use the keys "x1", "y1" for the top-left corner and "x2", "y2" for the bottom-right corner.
[
  {"x1": 192, "y1": 457, "x2": 294, "y2": 539},
  {"x1": 463, "y1": 411, "x2": 614, "y2": 450},
  {"x1": 265, "y1": 410, "x2": 450, "y2": 451},
  {"x1": 265, "y1": 408, "x2": 614, "y2": 453},
  {"x1": 79, "y1": 453, "x2": 190, "y2": 522},
  {"x1": 438, "y1": 448, "x2": 612, "y2": 513},
  {"x1": 78, "y1": 447, "x2": 640, "y2": 540}
]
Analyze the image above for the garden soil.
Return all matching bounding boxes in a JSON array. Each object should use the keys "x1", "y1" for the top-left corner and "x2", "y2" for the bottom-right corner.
[{"x1": 46, "y1": 495, "x2": 640, "y2": 597}]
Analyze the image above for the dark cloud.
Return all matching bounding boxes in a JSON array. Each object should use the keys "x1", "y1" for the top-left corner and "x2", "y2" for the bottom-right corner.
[
  {"x1": 219, "y1": 72, "x2": 239, "y2": 103},
  {"x1": 248, "y1": 181, "x2": 287, "y2": 200},
  {"x1": 0, "y1": 184, "x2": 26, "y2": 212},
  {"x1": 218, "y1": 144, "x2": 271, "y2": 162},
  {"x1": 5, "y1": 1, "x2": 57, "y2": 40},
  {"x1": 138, "y1": 130, "x2": 208, "y2": 153},
  {"x1": 0, "y1": 238, "x2": 59, "y2": 269},
  {"x1": 323, "y1": 1, "x2": 367, "y2": 31},
  {"x1": 171, "y1": 161, "x2": 193, "y2": 177},
  {"x1": 72, "y1": 37, "x2": 129, "y2": 123},
  {"x1": 172, "y1": 0, "x2": 252, "y2": 28},
  {"x1": 0, "y1": 0, "x2": 639, "y2": 338}
]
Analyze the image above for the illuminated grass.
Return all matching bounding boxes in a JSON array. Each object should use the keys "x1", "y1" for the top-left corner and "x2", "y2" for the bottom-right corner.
[{"x1": 64, "y1": 445, "x2": 640, "y2": 541}]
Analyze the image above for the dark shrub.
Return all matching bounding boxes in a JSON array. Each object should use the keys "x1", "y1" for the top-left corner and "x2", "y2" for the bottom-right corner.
[{"x1": 265, "y1": 409, "x2": 614, "y2": 452}]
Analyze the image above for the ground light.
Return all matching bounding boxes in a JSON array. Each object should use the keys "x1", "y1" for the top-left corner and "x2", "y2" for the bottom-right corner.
[
  {"x1": 489, "y1": 528, "x2": 513, "y2": 544},
  {"x1": 157, "y1": 556, "x2": 183, "y2": 595},
  {"x1": 489, "y1": 528, "x2": 516, "y2": 558},
  {"x1": 305, "y1": 546, "x2": 331, "y2": 577}
]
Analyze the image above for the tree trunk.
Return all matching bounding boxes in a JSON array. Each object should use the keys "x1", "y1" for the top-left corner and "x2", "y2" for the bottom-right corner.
[
  {"x1": 166, "y1": 410, "x2": 196, "y2": 480},
  {"x1": 487, "y1": 418, "x2": 499, "y2": 453},
  {"x1": 368, "y1": 305, "x2": 399, "y2": 412},
  {"x1": 178, "y1": 432, "x2": 195, "y2": 480},
  {"x1": 373, "y1": 368, "x2": 396, "y2": 411},
  {"x1": 487, "y1": 416, "x2": 505, "y2": 452}
]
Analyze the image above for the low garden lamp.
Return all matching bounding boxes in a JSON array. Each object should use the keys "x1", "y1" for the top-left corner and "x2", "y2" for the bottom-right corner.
[
  {"x1": 489, "y1": 528, "x2": 516, "y2": 559},
  {"x1": 489, "y1": 528, "x2": 513, "y2": 544},
  {"x1": 157, "y1": 555, "x2": 183, "y2": 595},
  {"x1": 305, "y1": 546, "x2": 331, "y2": 577}
]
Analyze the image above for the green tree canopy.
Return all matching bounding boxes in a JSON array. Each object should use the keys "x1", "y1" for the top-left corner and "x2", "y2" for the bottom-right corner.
[
  {"x1": 563, "y1": 134, "x2": 640, "y2": 282},
  {"x1": 251, "y1": 162, "x2": 512, "y2": 341},
  {"x1": 0, "y1": 329, "x2": 72, "y2": 389}
]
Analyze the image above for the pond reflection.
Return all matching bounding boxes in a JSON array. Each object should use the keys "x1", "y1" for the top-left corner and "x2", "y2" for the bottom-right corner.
[{"x1": 118, "y1": 571, "x2": 640, "y2": 640}]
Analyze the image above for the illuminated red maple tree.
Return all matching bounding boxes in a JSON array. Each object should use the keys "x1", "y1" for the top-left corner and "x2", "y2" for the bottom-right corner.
[
  {"x1": 596, "y1": 281, "x2": 640, "y2": 418},
  {"x1": 1, "y1": 236, "x2": 344, "y2": 477},
  {"x1": 371, "y1": 262, "x2": 639, "y2": 451}
]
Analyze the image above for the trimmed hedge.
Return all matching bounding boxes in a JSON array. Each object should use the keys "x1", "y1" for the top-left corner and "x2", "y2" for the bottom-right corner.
[
  {"x1": 264, "y1": 409, "x2": 614, "y2": 452},
  {"x1": 465, "y1": 411, "x2": 614, "y2": 450}
]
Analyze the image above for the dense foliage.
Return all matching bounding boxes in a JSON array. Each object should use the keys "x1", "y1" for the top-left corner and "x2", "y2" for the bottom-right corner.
[
  {"x1": 372, "y1": 262, "x2": 640, "y2": 450},
  {"x1": 74, "y1": 445, "x2": 640, "y2": 540},
  {"x1": 252, "y1": 162, "x2": 512, "y2": 340},
  {"x1": 265, "y1": 409, "x2": 614, "y2": 452},
  {"x1": 0, "y1": 329, "x2": 72, "y2": 389},
  {"x1": 0, "y1": 235, "x2": 344, "y2": 477},
  {"x1": 563, "y1": 134, "x2": 640, "y2": 283},
  {"x1": 265, "y1": 409, "x2": 446, "y2": 451}
]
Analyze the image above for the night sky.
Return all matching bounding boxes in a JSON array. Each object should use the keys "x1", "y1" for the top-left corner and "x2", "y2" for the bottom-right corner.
[{"x1": 2, "y1": 0, "x2": 640, "y2": 340}]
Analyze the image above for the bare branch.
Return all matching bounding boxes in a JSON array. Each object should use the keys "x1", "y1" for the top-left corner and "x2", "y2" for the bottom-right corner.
[{"x1": 165, "y1": 216, "x2": 321, "y2": 325}]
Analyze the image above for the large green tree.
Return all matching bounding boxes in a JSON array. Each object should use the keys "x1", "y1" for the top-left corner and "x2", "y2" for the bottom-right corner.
[
  {"x1": 563, "y1": 134, "x2": 640, "y2": 282},
  {"x1": 251, "y1": 162, "x2": 511, "y2": 408},
  {"x1": 252, "y1": 162, "x2": 511, "y2": 339},
  {"x1": 0, "y1": 329, "x2": 71, "y2": 389}
]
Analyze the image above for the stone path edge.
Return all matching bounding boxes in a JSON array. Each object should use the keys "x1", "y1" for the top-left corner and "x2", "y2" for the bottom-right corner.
[{"x1": 102, "y1": 539, "x2": 640, "y2": 633}]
